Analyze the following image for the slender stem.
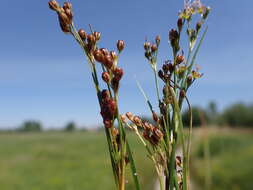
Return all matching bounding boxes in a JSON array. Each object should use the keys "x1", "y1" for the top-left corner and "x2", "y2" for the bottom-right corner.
[{"x1": 152, "y1": 64, "x2": 161, "y2": 103}]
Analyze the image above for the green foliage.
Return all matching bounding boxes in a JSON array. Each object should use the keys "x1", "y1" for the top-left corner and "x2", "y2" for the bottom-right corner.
[
  {"x1": 18, "y1": 120, "x2": 42, "y2": 132},
  {"x1": 219, "y1": 103, "x2": 253, "y2": 127},
  {"x1": 192, "y1": 131, "x2": 253, "y2": 190},
  {"x1": 182, "y1": 106, "x2": 209, "y2": 127},
  {"x1": 0, "y1": 132, "x2": 154, "y2": 190},
  {"x1": 64, "y1": 122, "x2": 76, "y2": 132}
]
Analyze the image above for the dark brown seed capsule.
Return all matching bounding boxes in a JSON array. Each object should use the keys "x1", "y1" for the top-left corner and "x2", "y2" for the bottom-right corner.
[
  {"x1": 151, "y1": 44, "x2": 157, "y2": 52},
  {"x1": 155, "y1": 35, "x2": 161, "y2": 46},
  {"x1": 48, "y1": 0, "x2": 60, "y2": 11},
  {"x1": 87, "y1": 34, "x2": 96, "y2": 45},
  {"x1": 93, "y1": 31, "x2": 101, "y2": 41},
  {"x1": 117, "y1": 40, "x2": 125, "y2": 52},
  {"x1": 63, "y1": 2, "x2": 72, "y2": 11},
  {"x1": 78, "y1": 29, "x2": 87, "y2": 40},
  {"x1": 113, "y1": 67, "x2": 124, "y2": 81},
  {"x1": 177, "y1": 18, "x2": 183, "y2": 32},
  {"x1": 176, "y1": 55, "x2": 184, "y2": 64},
  {"x1": 93, "y1": 49, "x2": 104, "y2": 63},
  {"x1": 101, "y1": 89, "x2": 110, "y2": 100},
  {"x1": 144, "y1": 42, "x2": 151, "y2": 50},
  {"x1": 158, "y1": 70, "x2": 164, "y2": 79},
  {"x1": 102, "y1": 72, "x2": 110, "y2": 83},
  {"x1": 110, "y1": 51, "x2": 117, "y2": 60}
]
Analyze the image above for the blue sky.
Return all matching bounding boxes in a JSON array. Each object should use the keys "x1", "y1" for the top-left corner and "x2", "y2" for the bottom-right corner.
[{"x1": 0, "y1": 0, "x2": 252, "y2": 128}]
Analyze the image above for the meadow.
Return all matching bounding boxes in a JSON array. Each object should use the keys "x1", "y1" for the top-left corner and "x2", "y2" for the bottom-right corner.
[
  {"x1": 0, "y1": 128, "x2": 252, "y2": 190},
  {"x1": 191, "y1": 128, "x2": 253, "y2": 190},
  {"x1": 0, "y1": 131, "x2": 155, "y2": 190}
]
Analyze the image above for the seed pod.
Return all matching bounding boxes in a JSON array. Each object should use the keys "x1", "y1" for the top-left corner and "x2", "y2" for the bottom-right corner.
[
  {"x1": 63, "y1": 2, "x2": 72, "y2": 11},
  {"x1": 155, "y1": 35, "x2": 161, "y2": 46},
  {"x1": 78, "y1": 29, "x2": 87, "y2": 40},
  {"x1": 133, "y1": 116, "x2": 142, "y2": 126},
  {"x1": 101, "y1": 89, "x2": 110, "y2": 100},
  {"x1": 113, "y1": 67, "x2": 124, "y2": 81},
  {"x1": 196, "y1": 21, "x2": 202, "y2": 33},
  {"x1": 93, "y1": 49, "x2": 104, "y2": 63},
  {"x1": 187, "y1": 75, "x2": 193, "y2": 86},
  {"x1": 145, "y1": 51, "x2": 151, "y2": 60},
  {"x1": 177, "y1": 18, "x2": 183, "y2": 32},
  {"x1": 203, "y1": 7, "x2": 210, "y2": 20},
  {"x1": 101, "y1": 48, "x2": 110, "y2": 56},
  {"x1": 179, "y1": 90, "x2": 185, "y2": 98},
  {"x1": 87, "y1": 34, "x2": 96, "y2": 45},
  {"x1": 112, "y1": 128, "x2": 119, "y2": 137},
  {"x1": 176, "y1": 55, "x2": 184, "y2": 64},
  {"x1": 144, "y1": 42, "x2": 151, "y2": 50},
  {"x1": 158, "y1": 70, "x2": 164, "y2": 80},
  {"x1": 64, "y1": 8, "x2": 73, "y2": 21},
  {"x1": 162, "y1": 63, "x2": 170, "y2": 73},
  {"x1": 126, "y1": 112, "x2": 134, "y2": 121},
  {"x1": 48, "y1": 0, "x2": 60, "y2": 11},
  {"x1": 93, "y1": 31, "x2": 101, "y2": 41},
  {"x1": 104, "y1": 119, "x2": 112, "y2": 128},
  {"x1": 58, "y1": 12, "x2": 71, "y2": 33},
  {"x1": 151, "y1": 44, "x2": 157, "y2": 52},
  {"x1": 117, "y1": 40, "x2": 125, "y2": 52},
  {"x1": 152, "y1": 112, "x2": 159, "y2": 122},
  {"x1": 110, "y1": 51, "x2": 117, "y2": 60},
  {"x1": 102, "y1": 72, "x2": 110, "y2": 83},
  {"x1": 120, "y1": 114, "x2": 127, "y2": 123},
  {"x1": 111, "y1": 77, "x2": 119, "y2": 91},
  {"x1": 104, "y1": 55, "x2": 114, "y2": 69}
]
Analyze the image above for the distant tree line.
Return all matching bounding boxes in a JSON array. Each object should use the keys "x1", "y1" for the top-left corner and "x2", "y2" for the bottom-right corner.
[
  {"x1": 6, "y1": 121, "x2": 87, "y2": 132},
  {"x1": 182, "y1": 102, "x2": 253, "y2": 128}
]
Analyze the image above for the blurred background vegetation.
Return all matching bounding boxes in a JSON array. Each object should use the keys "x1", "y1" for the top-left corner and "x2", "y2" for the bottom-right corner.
[{"x1": 0, "y1": 101, "x2": 253, "y2": 190}]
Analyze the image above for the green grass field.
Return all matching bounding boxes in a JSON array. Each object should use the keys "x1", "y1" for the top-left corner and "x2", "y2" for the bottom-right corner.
[
  {"x1": 191, "y1": 128, "x2": 253, "y2": 190},
  {"x1": 0, "y1": 131, "x2": 155, "y2": 190}
]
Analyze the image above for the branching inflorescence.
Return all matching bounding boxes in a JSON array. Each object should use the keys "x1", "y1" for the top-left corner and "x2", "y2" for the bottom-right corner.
[{"x1": 48, "y1": 0, "x2": 210, "y2": 190}]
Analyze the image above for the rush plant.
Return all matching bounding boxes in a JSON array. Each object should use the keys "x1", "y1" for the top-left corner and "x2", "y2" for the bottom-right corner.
[{"x1": 48, "y1": 0, "x2": 210, "y2": 190}]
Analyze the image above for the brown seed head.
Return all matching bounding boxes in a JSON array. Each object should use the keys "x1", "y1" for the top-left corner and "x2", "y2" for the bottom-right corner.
[
  {"x1": 102, "y1": 72, "x2": 110, "y2": 83},
  {"x1": 101, "y1": 89, "x2": 110, "y2": 100},
  {"x1": 63, "y1": 2, "x2": 72, "y2": 11},
  {"x1": 104, "y1": 120, "x2": 112, "y2": 128},
  {"x1": 177, "y1": 18, "x2": 183, "y2": 32},
  {"x1": 152, "y1": 112, "x2": 159, "y2": 122},
  {"x1": 48, "y1": 0, "x2": 60, "y2": 11},
  {"x1": 110, "y1": 51, "x2": 117, "y2": 60},
  {"x1": 87, "y1": 34, "x2": 96, "y2": 45},
  {"x1": 58, "y1": 12, "x2": 71, "y2": 33},
  {"x1": 93, "y1": 49, "x2": 104, "y2": 63},
  {"x1": 151, "y1": 44, "x2": 157, "y2": 52},
  {"x1": 93, "y1": 31, "x2": 101, "y2": 41},
  {"x1": 113, "y1": 67, "x2": 124, "y2": 81},
  {"x1": 158, "y1": 70, "x2": 164, "y2": 80},
  {"x1": 176, "y1": 55, "x2": 184, "y2": 64},
  {"x1": 144, "y1": 42, "x2": 151, "y2": 50},
  {"x1": 64, "y1": 8, "x2": 73, "y2": 21},
  {"x1": 101, "y1": 48, "x2": 110, "y2": 56},
  {"x1": 169, "y1": 29, "x2": 179, "y2": 42},
  {"x1": 155, "y1": 35, "x2": 161, "y2": 46},
  {"x1": 126, "y1": 112, "x2": 134, "y2": 121},
  {"x1": 187, "y1": 75, "x2": 193, "y2": 86},
  {"x1": 78, "y1": 29, "x2": 87, "y2": 40},
  {"x1": 117, "y1": 40, "x2": 125, "y2": 52},
  {"x1": 120, "y1": 114, "x2": 127, "y2": 123},
  {"x1": 104, "y1": 55, "x2": 114, "y2": 69},
  {"x1": 133, "y1": 116, "x2": 142, "y2": 126},
  {"x1": 196, "y1": 21, "x2": 202, "y2": 32}
]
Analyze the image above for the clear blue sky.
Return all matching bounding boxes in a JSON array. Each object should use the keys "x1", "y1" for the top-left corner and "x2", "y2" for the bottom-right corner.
[{"x1": 0, "y1": 0, "x2": 252, "y2": 128}]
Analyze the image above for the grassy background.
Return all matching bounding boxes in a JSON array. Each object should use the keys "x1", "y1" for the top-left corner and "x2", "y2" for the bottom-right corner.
[
  {"x1": 191, "y1": 128, "x2": 253, "y2": 190},
  {"x1": 0, "y1": 131, "x2": 155, "y2": 190}
]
